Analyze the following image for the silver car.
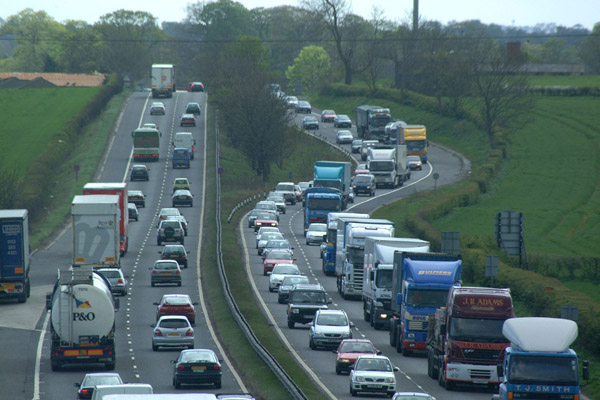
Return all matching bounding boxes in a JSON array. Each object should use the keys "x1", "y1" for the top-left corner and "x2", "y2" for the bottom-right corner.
[
  {"x1": 152, "y1": 315, "x2": 194, "y2": 351},
  {"x1": 266, "y1": 192, "x2": 286, "y2": 214},
  {"x1": 256, "y1": 227, "x2": 280, "y2": 248},
  {"x1": 350, "y1": 355, "x2": 398, "y2": 397},
  {"x1": 257, "y1": 232, "x2": 285, "y2": 255},
  {"x1": 96, "y1": 268, "x2": 128, "y2": 296},
  {"x1": 149, "y1": 260, "x2": 182, "y2": 287},
  {"x1": 268, "y1": 263, "x2": 301, "y2": 292},
  {"x1": 309, "y1": 309, "x2": 353, "y2": 350},
  {"x1": 306, "y1": 223, "x2": 327, "y2": 245}
]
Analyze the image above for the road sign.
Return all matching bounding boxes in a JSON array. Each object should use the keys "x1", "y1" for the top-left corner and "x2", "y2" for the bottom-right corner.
[{"x1": 441, "y1": 232, "x2": 459, "y2": 254}]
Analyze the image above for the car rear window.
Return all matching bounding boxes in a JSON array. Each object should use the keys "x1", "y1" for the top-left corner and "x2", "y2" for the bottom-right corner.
[
  {"x1": 159, "y1": 319, "x2": 189, "y2": 329},
  {"x1": 163, "y1": 296, "x2": 190, "y2": 305},
  {"x1": 99, "y1": 270, "x2": 121, "y2": 278},
  {"x1": 276, "y1": 184, "x2": 295, "y2": 191},
  {"x1": 156, "y1": 262, "x2": 178, "y2": 270}
]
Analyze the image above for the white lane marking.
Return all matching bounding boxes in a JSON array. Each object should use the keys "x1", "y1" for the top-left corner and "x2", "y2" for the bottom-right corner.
[
  {"x1": 199, "y1": 95, "x2": 247, "y2": 391},
  {"x1": 239, "y1": 213, "x2": 337, "y2": 400}
]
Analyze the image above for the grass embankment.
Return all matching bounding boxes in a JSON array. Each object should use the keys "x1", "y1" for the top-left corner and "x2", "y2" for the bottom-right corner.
[
  {"x1": 0, "y1": 87, "x2": 129, "y2": 249},
  {"x1": 204, "y1": 112, "x2": 347, "y2": 399}
]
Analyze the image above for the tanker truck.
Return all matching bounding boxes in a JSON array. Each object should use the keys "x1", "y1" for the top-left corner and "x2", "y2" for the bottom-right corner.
[{"x1": 48, "y1": 265, "x2": 118, "y2": 371}]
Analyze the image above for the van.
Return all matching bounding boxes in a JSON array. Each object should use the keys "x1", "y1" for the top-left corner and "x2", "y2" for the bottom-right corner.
[
  {"x1": 172, "y1": 148, "x2": 191, "y2": 169},
  {"x1": 173, "y1": 132, "x2": 196, "y2": 159},
  {"x1": 103, "y1": 394, "x2": 217, "y2": 400},
  {"x1": 91, "y1": 383, "x2": 153, "y2": 400}
]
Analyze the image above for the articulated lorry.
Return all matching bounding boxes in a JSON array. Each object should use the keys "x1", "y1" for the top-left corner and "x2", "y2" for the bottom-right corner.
[
  {"x1": 322, "y1": 212, "x2": 369, "y2": 276},
  {"x1": 336, "y1": 218, "x2": 395, "y2": 299},
  {"x1": 72, "y1": 195, "x2": 120, "y2": 268},
  {"x1": 355, "y1": 105, "x2": 392, "y2": 140},
  {"x1": 151, "y1": 64, "x2": 175, "y2": 98},
  {"x1": 83, "y1": 183, "x2": 129, "y2": 257},
  {"x1": 389, "y1": 252, "x2": 462, "y2": 355},
  {"x1": 313, "y1": 161, "x2": 352, "y2": 210},
  {"x1": 49, "y1": 265, "x2": 117, "y2": 371},
  {"x1": 303, "y1": 187, "x2": 342, "y2": 233},
  {"x1": 0, "y1": 210, "x2": 30, "y2": 303},
  {"x1": 427, "y1": 287, "x2": 514, "y2": 390},
  {"x1": 362, "y1": 237, "x2": 430, "y2": 329},
  {"x1": 496, "y1": 317, "x2": 589, "y2": 400},
  {"x1": 367, "y1": 144, "x2": 410, "y2": 188}
]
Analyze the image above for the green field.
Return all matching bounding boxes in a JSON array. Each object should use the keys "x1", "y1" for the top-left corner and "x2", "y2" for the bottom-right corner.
[{"x1": 0, "y1": 88, "x2": 101, "y2": 175}]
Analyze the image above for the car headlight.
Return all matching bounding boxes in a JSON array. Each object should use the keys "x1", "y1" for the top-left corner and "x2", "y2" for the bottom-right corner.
[
  {"x1": 353, "y1": 376, "x2": 366, "y2": 382},
  {"x1": 385, "y1": 377, "x2": 395, "y2": 383},
  {"x1": 291, "y1": 308, "x2": 299, "y2": 314}
]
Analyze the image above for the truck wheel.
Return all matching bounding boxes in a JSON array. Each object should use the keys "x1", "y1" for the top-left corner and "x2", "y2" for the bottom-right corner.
[
  {"x1": 105, "y1": 361, "x2": 115, "y2": 370},
  {"x1": 438, "y1": 360, "x2": 445, "y2": 387},
  {"x1": 51, "y1": 360, "x2": 61, "y2": 371},
  {"x1": 287, "y1": 319, "x2": 295, "y2": 329},
  {"x1": 396, "y1": 333, "x2": 403, "y2": 353},
  {"x1": 18, "y1": 292, "x2": 27, "y2": 303},
  {"x1": 363, "y1": 305, "x2": 370, "y2": 322},
  {"x1": 429, "y1": 351, "x2": 439, "y2": 379},
  {"x1": 389, "y1": 321, "x2": 397, "y2": 347}
]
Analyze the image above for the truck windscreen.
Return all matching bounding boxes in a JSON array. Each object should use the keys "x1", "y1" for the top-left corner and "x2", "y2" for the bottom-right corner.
[
  {"x1": 308, "y1": 198, "x2": 340, "y2": 211},
  {"x1": 314, "y1": 181, "x2": 342, "y2": 190},
  {"x1": 448, "y1": 318, "x2": 507, "y2": 342},
  {"x1": 508, "y1": 355, "x2": 578, "y2": 385},
  {"x1": 406, "y1": 139, "x2": 426, "y2": 150},
  {"x1": 348, "y1": 248, "x2": 364, "y2": 265},
  {"x1": 406, "y1": 289, "x2": 448, "y2": 308},
  {"x1": 370, "y1": 117, "x2": 391, "y2": 127},
  {"x1": 369, "y1": 161, "x2": 393, "y2": 172},
  {"x1": 375, "y1": 269, "x2": 393, "y2": 289}
]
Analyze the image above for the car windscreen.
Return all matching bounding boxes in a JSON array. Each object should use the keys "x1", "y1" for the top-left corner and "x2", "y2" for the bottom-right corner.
[{"x1": 353, "y1": 175, "x2": 372, "y2": 183}]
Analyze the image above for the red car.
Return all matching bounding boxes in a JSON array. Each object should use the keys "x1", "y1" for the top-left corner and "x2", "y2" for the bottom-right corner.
[
  {"x1": 154, "y1": 294, "x2": 198, "y2": 325},
  {"x1": 180, "y1": 113, "x2": 196, "y2": 127},
  {"x1": 354, "y1": 163, "x2": 369, "y2": 176},
  {"x1": 262, "y1": 250, "x2": 296, "y2": 276},
  {"x1": 254, "y1": 214, "x2": 279, "y2": 232},
  {"x1": 335, "y1": 339, "x2": 381, "y2": 375},
  {"x1": 321, "y1": 109, "x2": 336, "y2": 122}
]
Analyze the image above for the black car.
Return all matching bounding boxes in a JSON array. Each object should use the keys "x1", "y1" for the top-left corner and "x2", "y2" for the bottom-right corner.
[
  {"x1": 333, "y1": 114, "x2": 352, "y2": 128},
  {"x1": 172, "y1": 349, "x2": 222, "y2": 389},
  {"x1": 295, "y1": 101, "x2": 312, "y2": 114},
  {"x1": 351, "y1": 139, "x2": 363, "y2": 153},
  {"x1": 127, "y1": 190, "x2": 146, "y2": 207},
  {"x1": 130, "y1": 164, "x2": 149, "y2": 181},
  {"x1": 187, "y1": 82, "x2": 204, "y2": 92},
  {"x1": 128, "y1": 203, "x2": 139, "y2": 221},
  {"x1": 185, "y1": 102, "x2": 201, "y2": 115},
  {"x1": 172, "y1": 189, "x2": 193, "y2": 207},
  {"x1": 159, "y1": 244, "x2": 190, "y2": 269},
  {"x1": 287, "y1": 283, "x2": 331, "y2": 328},
  {"x1": 303, "y1": 116, "x2": 319, "y2": 130},
  {"x1": 352, "y1": 174, "x2": 376, "y2": 197}
]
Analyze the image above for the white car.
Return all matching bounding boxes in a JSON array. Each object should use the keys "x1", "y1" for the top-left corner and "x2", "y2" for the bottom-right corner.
[
  {"x1": 256, "y1": 227, "x2": 280, "y2": 247},
  {"x1": 306, "y1": 223, "x2": 327, "y2": 245},
  {"x1": 266, "y1": 192, "x2": 286, "y2": 214},
  {"x1": 157, "y1": 207, "x2": 181, "y2": 227},
  {"x1": 268, "y1": 263, "x2": 301, "y2": 292},
  {"x1": 350, "y1": 355, "x2": 398, "y2": 397},
  {"x1": 392, "y1": 393, "x2": 436, "y2": 400},
  {"x1": 336, "y1": 130, "x2": 354, "y2": 144},
  {"x1": 257, "y1": 232, "x2": 285, "y2": 255},
  {"x1": 309, "y1": 309, "x2": 353, "y2": 350}
]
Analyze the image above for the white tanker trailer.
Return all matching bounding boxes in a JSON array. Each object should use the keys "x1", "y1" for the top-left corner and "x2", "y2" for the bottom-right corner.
[{"x1": 48, "y1": 266, "x2": 117, "y2": 371}]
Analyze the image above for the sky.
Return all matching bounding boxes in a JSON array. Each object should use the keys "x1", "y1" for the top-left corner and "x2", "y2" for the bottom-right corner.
[{"x1": 2, "y1": 0, "x2": 598, "y2": 30}]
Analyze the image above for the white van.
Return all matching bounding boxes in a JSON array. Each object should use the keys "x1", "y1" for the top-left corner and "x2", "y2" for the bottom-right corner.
[
  {"x1": 91, "y1": 383, "x2": 153, "y2": 400},
  {"x1": 103, "y1": 395, "x2": 217, "y2": 400},
  {"x1": 173, "y1": 132, "x2": 196, "y2": 159}
]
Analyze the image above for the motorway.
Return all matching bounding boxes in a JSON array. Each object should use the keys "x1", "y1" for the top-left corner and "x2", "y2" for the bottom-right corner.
[
  {"x1": 0, "y1": 91, "x2": 480, "y2": 399},
  {"x1": 236, "y1": 109, "x2": 491, "y2": 399}
]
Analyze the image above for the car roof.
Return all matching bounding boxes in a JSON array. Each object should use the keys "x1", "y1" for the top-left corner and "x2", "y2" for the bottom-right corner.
[
  {"x1": 337, "y1": 114, "x2": 350, "y2": 118},
  {"x1": 173, "y1": 189, "x2": 192, "y2": 195},
  {"x1": 158, "y1": 315, "x2": 190, "y2": 321},
  {"x1": 162, "y1": 293, "x2": 191, "y2": 300},
  {"x1": 316, "y1": 309, "x2": 346, "y2": 315},
  {"x1": 291, "y1": 283, "x2": 324, "y2": 291}
]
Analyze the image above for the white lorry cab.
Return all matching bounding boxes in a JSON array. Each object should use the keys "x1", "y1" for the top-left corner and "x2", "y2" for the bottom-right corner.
[
  {"x1": 173, "y1": 132, "x2": 196, "y2": 160},
  {"x1": 91, "y1": 384, "x2": 153, "y2": 400}
]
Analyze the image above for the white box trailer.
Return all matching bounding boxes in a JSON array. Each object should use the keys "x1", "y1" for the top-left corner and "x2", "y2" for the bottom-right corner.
[{"x1": 151, "y1": 64, "x2": 175, "y2": 98}]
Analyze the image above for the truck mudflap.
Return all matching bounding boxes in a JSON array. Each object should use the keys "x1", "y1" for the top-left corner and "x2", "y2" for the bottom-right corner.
[
  {"x1": 51, "y1": 345, "x2": 115, "y2": 370},
  {"x1": 444, "y1": 362, "x2": 500, "y2": 386}
]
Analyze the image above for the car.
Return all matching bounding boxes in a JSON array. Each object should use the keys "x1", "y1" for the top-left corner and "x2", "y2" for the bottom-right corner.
[
  {"x1": 164, "y1": 215, "x2": 189, "y2": 236},
  {"x1": 262, "y1": 239, "x2": 293, "y2": 259},
  {"x1": 287, "y1": 283, "x2": 330, "y2": 328},
  {"x1": 150, "y1": 102, "x2": 166, "y2": 115},
  {"x1": 275, "y1": 181, "x2": 297, "y2": 205},
  {"x1": 349, "y1": 355, "x2": 398, "y2": 397},
  {"x1": 74, "y1": 372, "x2": 123, "y2": 399},
  {"x1": 361, "y1": 139, "x2": 380, "y2": 161},
  {"x1": 407, "y1": 155, "x2": 423, "y2": 170},
  {"x1": 266, "y1": 192, "x2": 286, "y2": 214},
  {"x1": 172, "y1": 189, "x2": 194, "y2": 207},
  {"x1": 257, "y1": 232, "x2": 284, "y2": 255},
  {"x1": 173, "y1": 177, "x2": 191, "y2": 192},
  {"x1": 351, "y1": 139, "x2": 363, "y2": 153},
  {"x1": 269, "y1": 263, "x2": 301, "y2": 292},
  {"x1": 142, "y1": 123, "x2": 159, "y2": 131},
  {"x1": 302, "y1": 116, "x2": 319, "y2": 130},
  {"x1": 297, "y1": 181, "x2": 312, "y2": 202},
  {"x1": 392, "y1": 393, "x2": 436, "y2": 400},
  {"x1": 256, "y1": 226, "x2": 279, "y2": 245},
  {"x1": 172, "y1": 349, "x2": 222, "y2": 389},
  {"x1": 185, "y1": 102, "x2": 202, "y2": 116},
  {"x1": 253, "y1": 212, "x2": 278, "y2": 232},
  {"x1": 333, "y1": 114, "x2": 352, "y2": 128},
  {"x1": 149, "y1": 259, "x2": 182, "y2": 287},
  {"x1": 309, "y1": 309, "x2": 354, "y2": 350},
  {"x1": 155, "y1": 293, "x2": 198, "y2": 324},
  {"x1": 127, "y1": 203, "x2": 139, "y2": 221},
  {"x1": 130, "y1": 164, "x2": 149, "y2": 181},
  {"x1": 180, "y1": 113, "x2": 196, "y2": 127},
  {"x1": 159, "y1": 244, "x2": 190, "y2": 269},
  {"x1": 157, "y1": 219, "x2": 185, "y2": 245},
  {"x1": 285, "y1": 96, "x2": 298, "y2": 108},
  {"x1": 321, "y1": 109, "x2": 336, "y2": 122},
  {"x1": 172, "y1": 147, "x2": 191, "y2": 168},
  {"x1": 152, "y1": 315, "x2": 194, "y2": 351},
  {"x1": 335, "y1": 339, "x2": 380, "y2": 375},
  {"x1": 354, "y1": 163, "x2": 369, "y2": 175},
  {"x1": 216, "y1": 394, "x2": 256, "y2": 400},
  {"x1": 188, "y1": 81, "x2": 204, "y2": 92},
  {"x1": 127, "y1": 190, "x2": 146, "y2": 208},
  {"x1": 278, "y1": 275, "x2": 310, "y2": 304},
  {"x1": 254, "y1": 200, "x2": 279, "y2": 219},
  {"x1": 294, "y1": 185, "x2": 303, "y2": 202},
  {"x1": 157, "y1": 207, "x2": 181, "y2": 227},
  {"x1": 295, "y1": 100, "x2": 312, "y2": 113},
  {"x1": 336, "y1": 130, "x2": 354, "y2": 144},
  {"x1": 352, "y1": 174, "x2": 376, "y2": 197},
  {"x1": 262, "y1": 250, "x2": 296, "y2": 276},
  {"x1": 305, "y1": 223, "x2": 327, "y2": 245},
  {"x1": 247, "y1": 209, "x2": 275, "y2": 228}
]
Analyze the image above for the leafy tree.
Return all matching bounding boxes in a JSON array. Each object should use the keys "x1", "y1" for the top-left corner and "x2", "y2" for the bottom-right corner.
[
  {"x1": 94, "y1": 10, "x2": 164, "y2": 80},
  {"x1": 1, "y1": 9, "x2": 65, "y2": 72},
  {"x1": 212, "y1": 36, "x2": 293, "y2": 180},
  {"x1": 286, "y1": 45, "x2": 331, "y2": 93},
  {"x1": 58, "y1": 20, "x2": 99, "y2": 73},
  {"x1": 579, "y1": 23, "x2": 600, "y2": 73}
]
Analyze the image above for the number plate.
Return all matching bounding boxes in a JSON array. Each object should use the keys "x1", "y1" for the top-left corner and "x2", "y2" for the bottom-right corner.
[
  {"x1": 191, "y1": 366, "x2": 206, "y2": 372},
  {"x1": 472, "y1": 379, "x2": 489, "y2": 384},
  {"x1": 167, "y1": 332, "x2": 180, "y2": 336},
  {"x1": 369, "y1": 384, "x2": 382, "y2": 388}
]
